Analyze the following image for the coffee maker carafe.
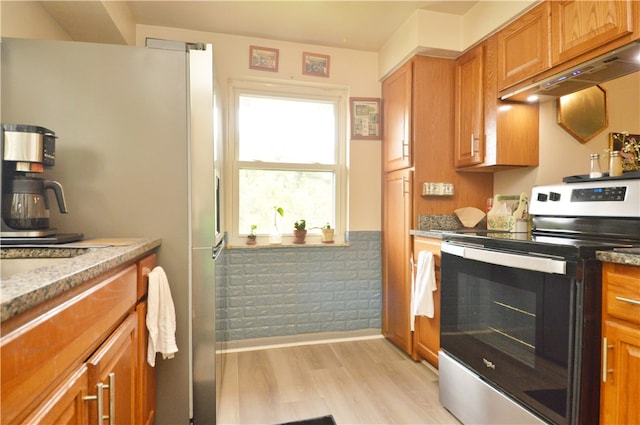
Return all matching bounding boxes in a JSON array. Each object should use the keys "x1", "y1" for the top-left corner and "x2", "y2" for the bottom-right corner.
[{"x1": 1, "y1": 124, "x2": 82, "y2": 243}]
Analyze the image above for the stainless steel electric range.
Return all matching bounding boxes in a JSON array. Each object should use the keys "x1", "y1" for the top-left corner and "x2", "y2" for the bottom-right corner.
[{"x1": 438, "y1": 178, "x2": 640, "y2": 425}]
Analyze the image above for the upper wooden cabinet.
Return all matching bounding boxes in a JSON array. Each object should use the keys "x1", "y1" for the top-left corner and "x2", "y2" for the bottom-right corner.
[
  {"x1": 454, "y1": 43, "x2": 485, "y2": 167},
  {"x1": 497, "y1": 2, "x2": 551, "y2": 91},
  {"x1": 382, "y1": 61, "x2": 412, "y2": 172},
  {"x1": 456, "y1": 38, "x2": 539, "y2": 171},
  {"x1": 551, "y1": 0, "x2": 635, "y2": 65}
]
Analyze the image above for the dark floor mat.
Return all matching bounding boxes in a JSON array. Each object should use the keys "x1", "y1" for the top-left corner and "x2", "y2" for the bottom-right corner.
[{"x1": 277, "y1": 415, "x2": 337, "y2": 425}]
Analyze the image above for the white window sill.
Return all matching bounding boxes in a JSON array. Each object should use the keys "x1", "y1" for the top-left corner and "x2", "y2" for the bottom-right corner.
[{"x1": 227, "y1": 241, "x2": 350, "y2": 250}]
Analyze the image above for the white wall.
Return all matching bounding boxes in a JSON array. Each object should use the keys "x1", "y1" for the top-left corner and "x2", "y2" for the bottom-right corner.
[
  {"x1": 0, "y1": 1, "x2": 71, "y2": 40},
  {"x1": 495, "y1": 72, "x2": 640, "y2": 195},
  {"x1": 135, "y1": 25, "x2": 382, "y2": 231}
]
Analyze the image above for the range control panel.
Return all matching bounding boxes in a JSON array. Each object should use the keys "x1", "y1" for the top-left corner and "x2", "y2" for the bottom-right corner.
[
  {"x1": 570, "y1": 186, "x2": 627, "y2": 202},
  {"x1": 530, "y1": 179, "x2": 639, "y2": 217}
]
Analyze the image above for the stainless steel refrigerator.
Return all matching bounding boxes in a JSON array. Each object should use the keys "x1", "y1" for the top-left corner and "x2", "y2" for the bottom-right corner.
[{"x1": 1, "y1": 37, "x2": 221, "y2": 425}]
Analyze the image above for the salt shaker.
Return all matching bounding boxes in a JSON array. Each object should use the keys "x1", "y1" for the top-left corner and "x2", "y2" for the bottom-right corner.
[
  {"x1": 609, "y1": 151, "x2": 623, "y2": 177},
  {"x1": 589, "y1": 153, "x2": 602, "y2": 178}
]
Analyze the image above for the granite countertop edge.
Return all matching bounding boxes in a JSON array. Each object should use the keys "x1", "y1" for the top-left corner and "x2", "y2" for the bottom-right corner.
[
  {"x1": 596, "y1": 251, "x2": 640, "y2": 267},
  {"x1": 1, "y1": 238, "x2": 161, "y2": 323}
]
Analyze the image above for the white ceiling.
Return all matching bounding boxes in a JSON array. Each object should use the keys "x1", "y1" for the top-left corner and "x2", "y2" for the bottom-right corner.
[{"x1": 40, "y1": 1, "x2": 479, "y2": 51}]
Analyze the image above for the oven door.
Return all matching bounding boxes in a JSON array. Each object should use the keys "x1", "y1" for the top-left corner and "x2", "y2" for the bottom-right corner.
[{"x1": 440, "y1": 241, "x2": 578, "y2": 425}]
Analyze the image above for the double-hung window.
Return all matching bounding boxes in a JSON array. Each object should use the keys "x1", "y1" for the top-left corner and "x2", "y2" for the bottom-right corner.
[{"x1": 228, "y1": 80, "x2": 347, "y2": 245}]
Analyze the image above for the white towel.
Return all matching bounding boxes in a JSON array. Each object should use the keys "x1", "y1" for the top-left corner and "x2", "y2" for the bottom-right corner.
[
  {"x1": 146, "y1": 266, "x2": 179, "y2": 367},
  {"x1": 410, "y1": 251, "x2": 437, "y2": 331}
]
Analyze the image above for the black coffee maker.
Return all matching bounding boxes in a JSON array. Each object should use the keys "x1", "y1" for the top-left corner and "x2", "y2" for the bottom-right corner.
[{"x1": 1, "y1": 124, "x2": 82, "y2": 244}]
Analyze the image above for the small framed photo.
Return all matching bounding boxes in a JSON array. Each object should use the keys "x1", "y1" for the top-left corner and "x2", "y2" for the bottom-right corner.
[
  {"x1": 350, "y1": 97, "x2": 381, "y2": 139},
  {"x1": 302, "y1": 52, "x2": 330, "y2": 77},
  {"x1": 249, "y1": 45, "x2": 279, "y2": 72}
]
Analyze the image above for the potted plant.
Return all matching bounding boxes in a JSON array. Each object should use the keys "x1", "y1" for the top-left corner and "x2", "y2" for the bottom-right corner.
[
  {"x1": 246, "y1": 224, "x2": 257, "y2": 245},
  {"x1": 321, "y1": 222, "x2": 334, "y2": 243},
  {"x1": 293, "y1": 219, "x2": 307, "y2": 244}
]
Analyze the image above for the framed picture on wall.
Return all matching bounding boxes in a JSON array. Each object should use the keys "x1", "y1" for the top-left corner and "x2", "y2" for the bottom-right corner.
[
  {"x1": 350, "y1": 97, "x2": 381, "y2": 139},
  {"x1": 302, "y1": 52, "x2": 330, "y2": 77},
  {"x1": 249, "y1": 45, "x2": 279, "y2": 72}
]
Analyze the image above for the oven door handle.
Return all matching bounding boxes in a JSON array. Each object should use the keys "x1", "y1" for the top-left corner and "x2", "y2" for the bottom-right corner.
[{"x1": 442, "y1": 243, "x2": 567, "y2": 275}]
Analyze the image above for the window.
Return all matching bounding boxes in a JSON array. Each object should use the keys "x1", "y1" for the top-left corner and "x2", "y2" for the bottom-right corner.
[{"x1": 228, "y1": 80, "x2": 347, "y2": 245}]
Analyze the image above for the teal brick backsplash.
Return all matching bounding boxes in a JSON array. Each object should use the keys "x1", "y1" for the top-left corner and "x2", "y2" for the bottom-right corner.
[{"x1": 215, "y1": 231, "x2": 381, "y2": 341}]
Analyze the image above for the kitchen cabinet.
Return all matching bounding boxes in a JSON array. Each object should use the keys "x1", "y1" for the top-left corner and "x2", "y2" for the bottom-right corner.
[
  {"x1": 382, "y1": 55, "x2": 492, "y2": 356},
  {"x1": 456, "y1": 36, "x2": 539, "y2": 171},
  {"x1": 382, "y1": 168, "x2": 413, "y2": 354},
  {"x1": 0, "y1": 253, "x2": 157, "y2": 425},
  {"x1": 382, "y1": 60, "x2": 412, "y2": 172},
  {"x1": 497, "y1": 2, "x2": 551, "y2": 91},
  {"x1": 136, "y1": 255, "x2": 157, "y2": 425},
  {"x1": 551, "y1": 0, "x2": 636, "y2": 66},
  {"x1": 454, "y1": 43, "x2": 485, "y2": 167},
  {"x1": 411, "y1": 237, "x2": 441, "y2": 368},
  {"x1": 600, "y1": 262, "x2": 640, "y2": 425}
]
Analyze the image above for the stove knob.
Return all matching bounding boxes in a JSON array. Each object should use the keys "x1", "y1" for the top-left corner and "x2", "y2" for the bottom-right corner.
[
  {"x1": 537, "y1": 193, "x2": 548, "y2": 202},
  {"x1": 549, "y1": 192, "x2": 561, "y2": 201}
]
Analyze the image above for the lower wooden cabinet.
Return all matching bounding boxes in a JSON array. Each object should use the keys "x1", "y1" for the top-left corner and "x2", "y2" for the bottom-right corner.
[
  {"x1": 601, "y1": 262, "x2": 640, "y2": 424},
  {"x1": 411, "y1": 237, "x2": 441, "y2": 368},
  {"x1": 382, "y1": 169, "x2": 413, "y2": 355},
  {"x1": 1, "y1": 253, "x2": 157, "y2": 425},
  {"x1": 21, "y1": 366, "x2": 90, "y2": 425}
]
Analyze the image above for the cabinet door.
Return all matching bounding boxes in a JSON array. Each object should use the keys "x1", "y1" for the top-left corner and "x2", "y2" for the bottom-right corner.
[
  {"x1": 382, "y1": 169, "x2": 413, "y2": 355},
  {"x1": 412, "y1": 237, "x2": 441, "y2": 368},
  {"x1": 136, "y1": 254, "x2": 156, "y2": 425},
  {"x1": 497, "y1": 2, "x2": 551, "y2": 91},
  {"x1": 455, "y1": 44, "x2": 484, "y2": 167},
  {"x1": 551, "y1": 0, "x2": 634, "y2": 65},
  {"x1": 21, "y1": 366, "x2": 89, "y2": 425},
  {"x1": 601, "y1": 321, "x2": 640, "y2": 424},
  {"x1": 136, "y1": 301, "x2": 155, "y2": 425},
  {"x1": 86, "y1": 313, "x2": 137, "y2": 425},
  {"x1": 382, "y1": 61, "x2": 412, "y2": 172}
]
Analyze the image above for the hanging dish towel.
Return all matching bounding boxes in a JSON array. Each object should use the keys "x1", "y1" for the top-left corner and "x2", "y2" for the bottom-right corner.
[
  {"x1": 146, "y1": 266, "x2": 179, "y2": 367},
  {"x1": 410, "y1": 251, "x2": 437, "y2": 331}
]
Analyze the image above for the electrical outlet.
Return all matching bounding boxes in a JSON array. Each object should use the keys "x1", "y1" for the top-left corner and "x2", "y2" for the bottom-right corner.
[{"x1": 423, "y1": 182, "x2": 454, "y2": 196}]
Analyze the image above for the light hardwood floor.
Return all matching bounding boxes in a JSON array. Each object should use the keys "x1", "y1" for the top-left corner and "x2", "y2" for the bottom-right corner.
[{"x1": 216, "y1": 337, "x2": 460, "y2": 425}]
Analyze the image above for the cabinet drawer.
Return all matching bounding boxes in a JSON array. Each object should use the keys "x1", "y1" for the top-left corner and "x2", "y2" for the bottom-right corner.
[
  {"x1": 0, "y1": 265, "x2": 136, "y2": 425},
  {"x1": 604, "y1": 263, "x2": 640, "y2": 325}
]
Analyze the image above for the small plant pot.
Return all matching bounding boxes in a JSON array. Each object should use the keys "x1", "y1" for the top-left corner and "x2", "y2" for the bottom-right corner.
[
  {"x1": 321, "y1": 228, "x2": 335, "y2": 243},
  {"x1": 246, "y1": 235, "x2": 257, "y2": 245},
  {"x1": 293, "y1": 229, "x2": 307, "y2": 244}
]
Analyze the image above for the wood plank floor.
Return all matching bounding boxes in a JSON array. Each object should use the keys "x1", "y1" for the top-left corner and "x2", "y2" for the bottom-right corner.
[{"x1": 216, "y1": 337, "x2": 460, "y2": 425}]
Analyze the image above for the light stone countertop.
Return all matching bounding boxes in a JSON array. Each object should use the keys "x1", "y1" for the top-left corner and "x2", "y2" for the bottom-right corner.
[
  {"x1": 1, "y1": 238, "x2": 161, "y2": 323},
  {"x1": 596, "y1": 250, "x2": 640, "y2": 267}
]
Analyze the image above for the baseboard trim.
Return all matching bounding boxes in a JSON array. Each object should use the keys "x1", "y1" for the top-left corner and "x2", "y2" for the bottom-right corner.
[{"x1": 216, "y1": 329, "x2": 383, "y2": 354}]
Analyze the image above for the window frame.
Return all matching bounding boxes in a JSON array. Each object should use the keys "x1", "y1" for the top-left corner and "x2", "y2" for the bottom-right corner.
[{"x1": 226, "y1": 79, "x2": 348, "y2": 246}]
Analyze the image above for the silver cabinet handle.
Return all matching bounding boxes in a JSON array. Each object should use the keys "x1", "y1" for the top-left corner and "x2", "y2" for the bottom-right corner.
[
  {"x1": 83, "y1": 372, "x2": 115, "y2": 424},
  {"x1": 470, "y1": 134, "x2": 479, "y2": 154},
  {"x1": 615, "y1": 296, "x2": 640, "y2": 306},
  {"x1": 602, "y1": 337, "x2": 614, "y2": 382},
  {"x1": 107, "y1": 373, "x2": 115, "y2": 425},
  {"x1": 402, "y1": 177, "x2": 409, "y2": 197},
  {"x1": 402, "y1": 140, "x2": 409, "y2": 159}
]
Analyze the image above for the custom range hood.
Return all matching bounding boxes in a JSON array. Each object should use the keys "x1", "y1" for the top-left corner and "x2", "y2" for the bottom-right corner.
[{"x1": 501, "y1": 40, "x2": 640, "y2": 101}]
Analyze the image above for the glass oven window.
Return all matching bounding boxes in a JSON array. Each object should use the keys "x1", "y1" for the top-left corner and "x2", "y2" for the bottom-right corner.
[{"x1": 442, "y1": 252, "x2": 573, "y2": 425}]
